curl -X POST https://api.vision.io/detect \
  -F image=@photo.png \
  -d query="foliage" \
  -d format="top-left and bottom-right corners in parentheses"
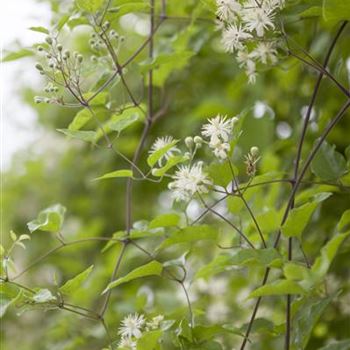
top-left (1, 0), bottom-right (350, 349)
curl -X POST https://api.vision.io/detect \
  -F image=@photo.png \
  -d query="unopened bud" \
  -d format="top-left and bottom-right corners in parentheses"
top-left (250, 146), bottom-right (259, 157)
top-left (37, 46), bottom-right (44, 52)
top-left (102, 21), bottom-right (110, 30)
top-left (34, 96), bottom-right (42, 104)
top-left (231, 117), bottom-right (239, 126)
top-left (35, 63), bottom-right (44, 71)
top-left (45, 36), bottom-right (53, 45)
top-left (57, 44), bottom-right (63, 51)
top-left (168, 182), bottom-right (176, 190)
top-left (151, 169), bottom-right (159, 176)
top-left (77, 54), bottom-right (83, 63)
top-left (194, 136), bottom-right (203, 145)
top-left (185, 137), bottom-right (193, 149)
top-left (63, 50), bottom-right (70, 58)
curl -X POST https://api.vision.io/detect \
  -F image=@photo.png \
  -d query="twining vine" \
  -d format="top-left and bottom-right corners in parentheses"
top-left (2, 1), bottom-right (350, 350)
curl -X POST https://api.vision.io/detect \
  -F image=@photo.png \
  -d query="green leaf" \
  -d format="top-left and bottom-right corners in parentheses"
top-left (68, 109), bottom-right (92, 131)
top-left (249, 280), bottom-right (306, 298)
top-left (282, 193), bottom-right (332, 238)
top-left (76, 0), bottom-right (105, 12)
top-left (2, 49), bottom-right (34, 62)
top-left (299, 6), bottom-right (322, 18)
top-left (108, 3), bottom-right (149, 17)
top-left (147, 140), bottom-right (179, 167)
top-left (196, 248), bottom-right (282, 279)
top-left (193, 325), bottom-right (243, 342)
top-left (323, 0), bottom-right (350, 23)
top-left (27, 204), bottom-right (66, 233)
top-left (208, 162), bottom-right (235, 188)
top-left (137, 330), bottom-right (162, 350)
top-left (319, 340), bottom-right (350, 350)
top-left (337, 209), bottom-right (350, 233)
top-left (102, 261), bottom-right (163, 293)
top-left (140, 51), bottom-right (194, 73)
top-left (59, 265), bottom-right (94, 295)
top-left (82, 92), bottom-right (108, 106)
top-left (151, 156), bottom-right (187, 177)
top-left (109, 108), bottom-right (140, 133)
top-left (311, 141), bottom-right (347, 181)
top-left (149, 213), bottom-right (180, 229)
top-left (311, 232), bottom-right (350, 279)
top-left (157, 225), bottom-right (218, 251)
top-left (292, 295), bottom-right (333, 349)
top-left (283, 262), bottom-right (311, 281)
top-left (33, 289), bottom-right (56, 303)
top-left (29, 26), bottom-right (49, 34)
top-left (57, 129), bottom-right (96, 143)
top-left (93, 169), bottom-right (133, 181)
top-left (0, 283), bottom-right (20, 318)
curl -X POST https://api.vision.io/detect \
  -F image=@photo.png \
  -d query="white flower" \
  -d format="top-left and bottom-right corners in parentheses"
top-left (168, 163), bottom-right (212, 202)
top-left (149, 136), bottom-right (180, 166)
top-left (264, 0), bottom-right (285, 11)
top-left (245, 60), bottom-right (257, 84)
top-left (216, 0), bottom-right (241, 21)
top-left (202, 115), bottom-right (233, 144)
top-left (236, 49), bottom-right (254, 68)
top-left (209, 140), bottom-right (231, 159)
top-left (251, 42), bottom-right (277, 64)
top-left (118, 313), bottom-right (145, 339)
top-left (118, 337), bottom-right (137, 350)
top-left (221, 24), bottom-right (252, 52)
top-left (242, 4), bottom-right (275, 37)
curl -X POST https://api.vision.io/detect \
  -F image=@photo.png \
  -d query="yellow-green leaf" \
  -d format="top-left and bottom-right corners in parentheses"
top-left (93, 169), bottom-right (133, 181)
top-left (102, 261), bottom-right (163, 293)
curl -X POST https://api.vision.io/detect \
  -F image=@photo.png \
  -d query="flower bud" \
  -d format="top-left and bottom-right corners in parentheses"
top-left (184, 152), bottom-right (192, 159)
top-left (63, 50), bottom-right (70, 58)
top-left (250, 146), bottom-right (259, 157)
top-left (168, 182), bottom-right (176, 190)
top-left (35, 63), bottom-right (44, 71)
top-left (45, 36), bottom-right (53, 45)
top-left (34, 96), bottom-right (42, 103)
top-left (77, 54), bottom-right (83, 63)
top-left (37, 46), bottom-right (44, 52)
top-left (57, 44), bottom-right (63, 51)
top-left (194, 136), bottom-right (203, 145)
top-left (231, 117), bottom-right (239, 126)
top-left (185, 137), bottom-right (193, 149)
top-left (151, 169), bottom-right (159, 176)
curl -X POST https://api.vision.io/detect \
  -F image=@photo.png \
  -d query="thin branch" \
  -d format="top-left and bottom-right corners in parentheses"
top-left (198, 194), bottom-right (256, 249)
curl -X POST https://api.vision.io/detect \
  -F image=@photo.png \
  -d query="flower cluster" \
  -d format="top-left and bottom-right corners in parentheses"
top-left (34, 35), bottom-right (85, 104)
top-left (117, 313), bottom-right (164, 349)
top-left (201, 115), bottom-right (237, 159)
top-left (216, 0), bottom-right (285, 83)
top-left (148, 114), bottom-right (260, 202)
